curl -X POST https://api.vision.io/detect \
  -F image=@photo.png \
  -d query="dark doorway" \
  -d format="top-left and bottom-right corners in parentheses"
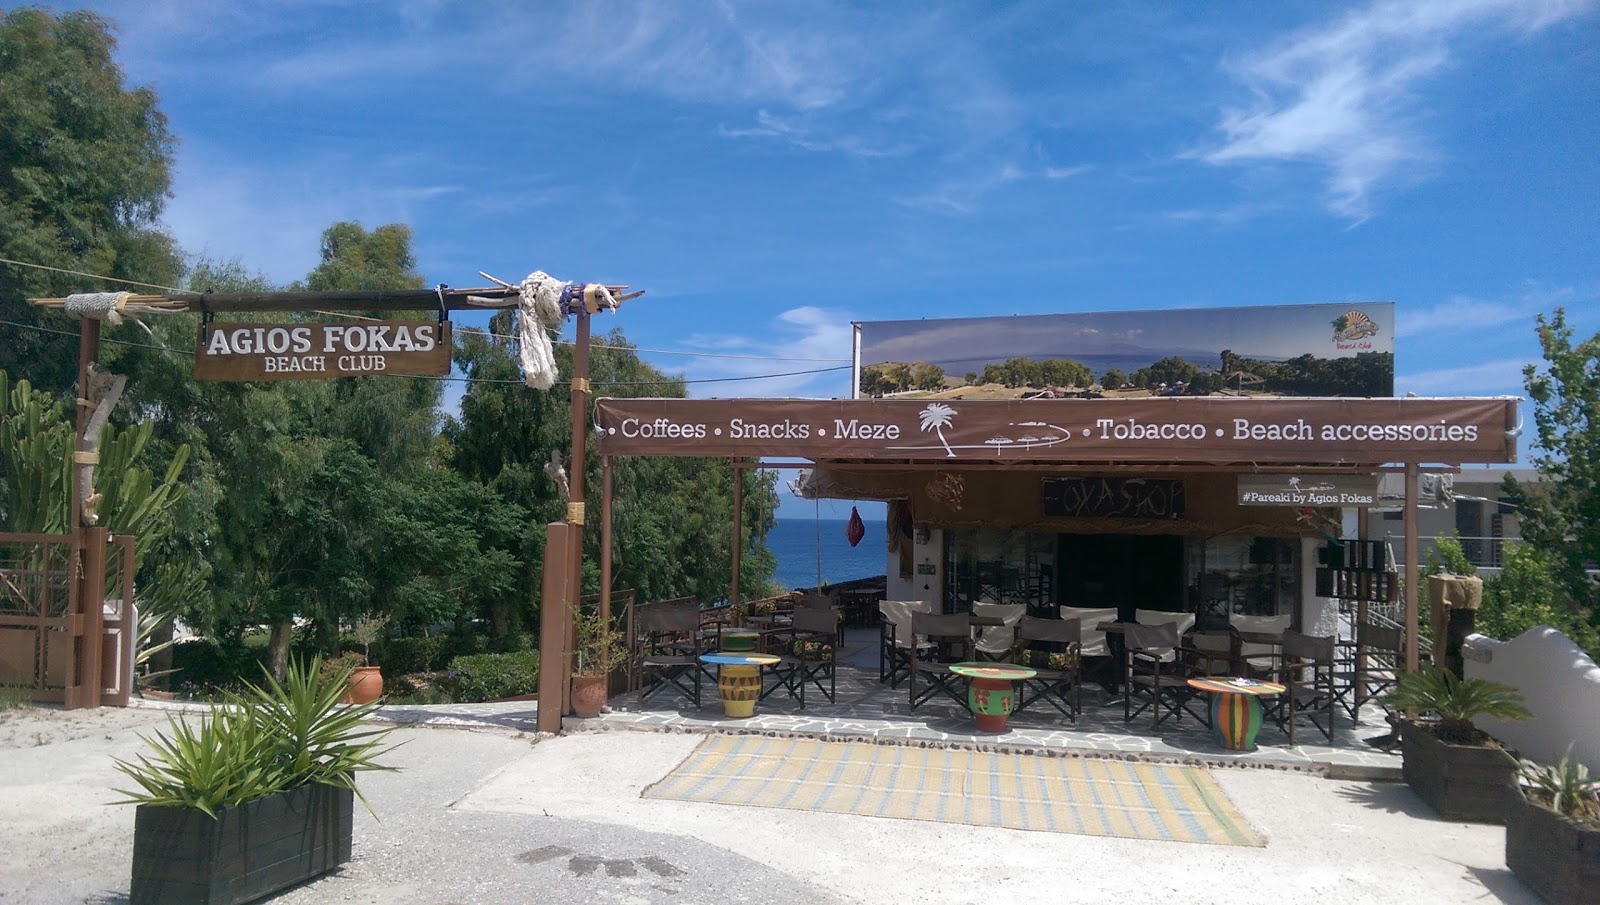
top-left (1055, 534), bottom-right (1183, 621)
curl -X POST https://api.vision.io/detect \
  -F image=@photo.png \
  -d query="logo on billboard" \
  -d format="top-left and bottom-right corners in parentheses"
top-left (1331, 310), bottom-right (1380, 342)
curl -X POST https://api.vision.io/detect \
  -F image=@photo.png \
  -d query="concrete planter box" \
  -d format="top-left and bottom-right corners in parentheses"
top-left (1506, 790), bottom-right (1600, 905)
top-left (131, 784), bottom-right (352, 905)
top-left (1401, 721), bottom-right (1516, 823)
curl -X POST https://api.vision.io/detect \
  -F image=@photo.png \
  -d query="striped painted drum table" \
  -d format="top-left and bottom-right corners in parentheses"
top-left (948, 662), bottom-right (1036, 733)
top-left (699, 653), bottom-right (780, 718)
top-left (1186, 676), bottom-right (1286, 752)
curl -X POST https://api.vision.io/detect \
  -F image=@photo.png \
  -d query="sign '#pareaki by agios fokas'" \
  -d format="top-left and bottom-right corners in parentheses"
top-left (193, 322), bottom-right (451, 381)
top-left (1237, 474), bottom-right (1379, 507)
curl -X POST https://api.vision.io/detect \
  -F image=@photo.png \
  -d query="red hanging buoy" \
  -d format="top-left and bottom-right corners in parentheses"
top-left (846, 506), bottom-right (865, 548)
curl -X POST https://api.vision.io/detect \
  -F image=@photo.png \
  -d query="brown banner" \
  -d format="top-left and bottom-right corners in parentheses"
top-left (595, 396), bottom-right (1517, 464)
top-left (193, 322), bottom-right (451, 381)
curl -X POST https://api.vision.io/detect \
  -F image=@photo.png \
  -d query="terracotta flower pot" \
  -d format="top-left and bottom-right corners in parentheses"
top-left (341, 666), bottom-right (383, 705)
top-left (571, 673), bottom-right (608, 718)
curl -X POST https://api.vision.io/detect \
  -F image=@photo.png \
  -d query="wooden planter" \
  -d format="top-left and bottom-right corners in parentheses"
top-left (1401, 721), bottom-right (1515, 824)
top-left (131, 784), bottom-right (353, 905)
top-left (1506, 790), bottom-right (1600, 905)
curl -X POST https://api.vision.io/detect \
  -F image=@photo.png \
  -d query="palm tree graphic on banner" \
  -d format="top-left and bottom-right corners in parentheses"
top-left (919, 403), bottom-right (957, 457)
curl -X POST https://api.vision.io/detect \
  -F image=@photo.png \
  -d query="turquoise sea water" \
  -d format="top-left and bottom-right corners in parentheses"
top-left (766, 517), bottom-right (885, 591)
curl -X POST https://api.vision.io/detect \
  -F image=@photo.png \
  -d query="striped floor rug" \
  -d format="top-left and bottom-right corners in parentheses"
top-left (642, 734), bottom-right (1264, 846)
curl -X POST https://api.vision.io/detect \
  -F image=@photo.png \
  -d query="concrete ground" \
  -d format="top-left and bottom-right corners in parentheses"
top-left (0, 703), bottom-right (1541, 905)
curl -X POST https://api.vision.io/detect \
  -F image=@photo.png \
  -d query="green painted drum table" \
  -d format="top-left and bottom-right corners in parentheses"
top-left (1186, 676), bottom-right (1286, 752)
top-left (948, 662), bottom-right (1036, 733)
top-left (699, 653), bottom-right (780, 718)
top-left (717, 629), bottom-right (760, 653)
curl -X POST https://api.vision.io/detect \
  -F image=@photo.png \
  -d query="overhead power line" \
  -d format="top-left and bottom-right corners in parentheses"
top-left (0, 318), bottom-right (849, 388)
top-left (1, 255), bottom-right (849, 363)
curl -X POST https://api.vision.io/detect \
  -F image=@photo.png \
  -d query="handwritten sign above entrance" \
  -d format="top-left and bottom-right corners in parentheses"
top-left (1043, 477), bottom-right (1185, 519)
top-left (1238, 474), bottom-right (1379, 507)
top-left (193, 322), bottom-right (451, 381)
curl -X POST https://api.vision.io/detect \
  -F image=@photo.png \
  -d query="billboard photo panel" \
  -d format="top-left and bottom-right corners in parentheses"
top-left (855, 302), bottom-right (1395, 400)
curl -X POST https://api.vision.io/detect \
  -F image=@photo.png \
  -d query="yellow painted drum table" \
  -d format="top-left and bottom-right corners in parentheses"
top-left (699, 653), bottom-right (779, 718)
top-left (1186, 676), bottom-right (1286, 751)
top-left (947, 662), bottom-right (1036, 733)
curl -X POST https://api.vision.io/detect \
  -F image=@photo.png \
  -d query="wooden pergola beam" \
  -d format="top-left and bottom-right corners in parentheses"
top-left (30, 285), bottom-right (641, 315)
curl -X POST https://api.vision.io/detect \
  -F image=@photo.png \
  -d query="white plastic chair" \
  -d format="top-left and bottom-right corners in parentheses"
top-left (878, 600), bottom-right (935, 686)
top-left (1134, 609), bottom-right (1196, 663)
top-left (971, 603), bottom-right (1026, 660)
top-left (1057, 606), bottom-right (1119, 658)
top-left (1232, 613), bottom-right (1291, 675)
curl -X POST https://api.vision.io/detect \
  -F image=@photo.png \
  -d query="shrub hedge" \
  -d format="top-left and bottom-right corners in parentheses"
top-left (442, 649), bottom-right (541, 703)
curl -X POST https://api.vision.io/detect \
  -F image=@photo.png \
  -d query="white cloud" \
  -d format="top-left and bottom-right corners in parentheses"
top-left (1396, 358), bottom-right (1528, 396)
top-left (1195, 0), bottom-right (1592, 221)
top-left (1395, 284), bottom-right (1577, 337)
top-left (663, 306), bottom-right (855, 399)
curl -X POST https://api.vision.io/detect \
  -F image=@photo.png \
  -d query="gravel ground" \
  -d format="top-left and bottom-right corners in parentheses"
top-left (0, 703), bottom-right (1541, 904)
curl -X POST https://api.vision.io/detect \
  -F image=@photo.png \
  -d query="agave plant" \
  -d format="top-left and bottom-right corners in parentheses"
top-left (115, 657), bottom-right (399, 818)
top-left (1385, 670), bottom-right (1532, 743)
top-left (1517, 748), bottom-right (1600, 826)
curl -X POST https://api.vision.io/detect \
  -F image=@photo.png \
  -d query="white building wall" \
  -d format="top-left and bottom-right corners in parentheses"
top-left (1464, 626), bottom-right (1600, 774)
top-left (885, 527), bottom-right (942, 606)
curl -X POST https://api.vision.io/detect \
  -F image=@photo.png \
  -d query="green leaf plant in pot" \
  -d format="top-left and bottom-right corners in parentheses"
top-left (114, 657), bottom-right (399, 905)
top-left (572, 609), bottom-right (628, 719)
top-left (1505, 747), bottom-right (1600, 905)
top-left (1385, 669), bottom-right (1532, 823)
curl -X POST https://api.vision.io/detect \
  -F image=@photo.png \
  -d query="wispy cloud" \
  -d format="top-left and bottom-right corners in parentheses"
top-left (1193, 0), bottom-right (1592, 221)
top-left (1395, 283), bottom-right (1577, 337)
top-left (1397, 358), bottom-right (1529, 396)
top-left (664, 306), bottom-right (855, 399)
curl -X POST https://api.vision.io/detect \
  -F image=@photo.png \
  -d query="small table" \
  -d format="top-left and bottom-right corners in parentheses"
top-left (699, 653), bottom-right (780, 718)
top-left (1186, 676), bottom-right (1286, 752)
top-left (948, 662), bottom-right (1037, 733)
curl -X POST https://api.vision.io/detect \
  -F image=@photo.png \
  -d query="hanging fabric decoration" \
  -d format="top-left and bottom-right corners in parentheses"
top-left (516, 271), bottom-right (620, 390)
top-left (927, 473), bottom-right (965, 511)
top-left (845, 506), bottom-right (866, 548)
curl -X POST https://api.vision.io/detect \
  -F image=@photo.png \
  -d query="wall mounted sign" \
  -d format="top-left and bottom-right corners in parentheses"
top-left (193, 322), bottom-right (451, 381)
top-left (1238, 474), bottom-right (1380, 507)
top-left (1042, 477), bottom-right (1185, 519)
top-left (594, 397), bottom-right (1518, 465)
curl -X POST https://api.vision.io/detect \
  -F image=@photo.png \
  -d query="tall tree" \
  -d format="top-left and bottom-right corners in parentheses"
top-left (1504, 307), bottom-right (1600, 629)
top-left (0, 9), bottom-right (180, 391)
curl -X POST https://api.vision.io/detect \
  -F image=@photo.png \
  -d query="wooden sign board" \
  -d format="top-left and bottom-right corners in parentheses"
top-left (193, 322), bottom-right (451, 381)
top-left (1238, 474), bottom-right (1378, 507)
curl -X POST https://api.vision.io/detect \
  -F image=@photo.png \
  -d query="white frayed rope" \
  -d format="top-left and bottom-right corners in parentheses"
top-left (63, 291), bottom-right (130, 325)
top-left (518, 271), bottom-right (566, 390)
top-left (515, 271), bottom-right (620, 390)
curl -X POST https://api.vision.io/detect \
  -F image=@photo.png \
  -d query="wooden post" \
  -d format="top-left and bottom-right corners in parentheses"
top-left (1403, 462), bottom-right (1420, 674)
top-left (537, 522), bottom-right (574, 734)
top-left (600, 456), bottom-right (613, 625)
top-left (564, 312), bottom-right (592, 717)
top-left (730, 458), bottom-right (743, 612)
top-left (1356, 505), bottom-right (1370, 710)
top-left (68, 320), bottom-right (104, 710)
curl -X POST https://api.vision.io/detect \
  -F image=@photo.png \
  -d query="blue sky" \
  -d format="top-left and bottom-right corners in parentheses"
top-left (73, 0), bottom-right (1600, 519)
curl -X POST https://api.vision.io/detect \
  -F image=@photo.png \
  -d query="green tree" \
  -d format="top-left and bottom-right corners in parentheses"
top-left (0, 9), bottom-right (181, 392)
top-left (1101, 368), bottom-right (1126, 388)
top-left (910, 361), bottom-right (945, 392)
top-left (1505, 307), bottom-right (1600, 633)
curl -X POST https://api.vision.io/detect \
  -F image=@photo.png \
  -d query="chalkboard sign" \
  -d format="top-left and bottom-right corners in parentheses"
top-left (1041, 477), bottom-right (1185, 519)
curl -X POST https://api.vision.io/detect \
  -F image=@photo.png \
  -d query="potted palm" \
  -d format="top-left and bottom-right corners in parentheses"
top-left (1386, 670), bottom-right (1532, 823)
top-left (1506, 749), bottom-right (1600, 905)
top-left (572, 609), bottom-right (627, 719)
top-left (115, 657), bottom-right (397, 905)
top-left (343, 613), bottom-right (388, 704)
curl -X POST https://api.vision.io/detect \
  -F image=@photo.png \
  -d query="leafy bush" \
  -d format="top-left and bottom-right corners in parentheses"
top-left (169, 639), bottom-right (264, 695)
top-left (1386, 670), bottom-right (1532, 743)
top-left (114, 657), bottom-right (398, 817)
top-left (443, 650), bottom-right (541, 703)
top-left (376, 635), bottom-right (445, 675)
top-left (318, 651), bottom-right (365, 687)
